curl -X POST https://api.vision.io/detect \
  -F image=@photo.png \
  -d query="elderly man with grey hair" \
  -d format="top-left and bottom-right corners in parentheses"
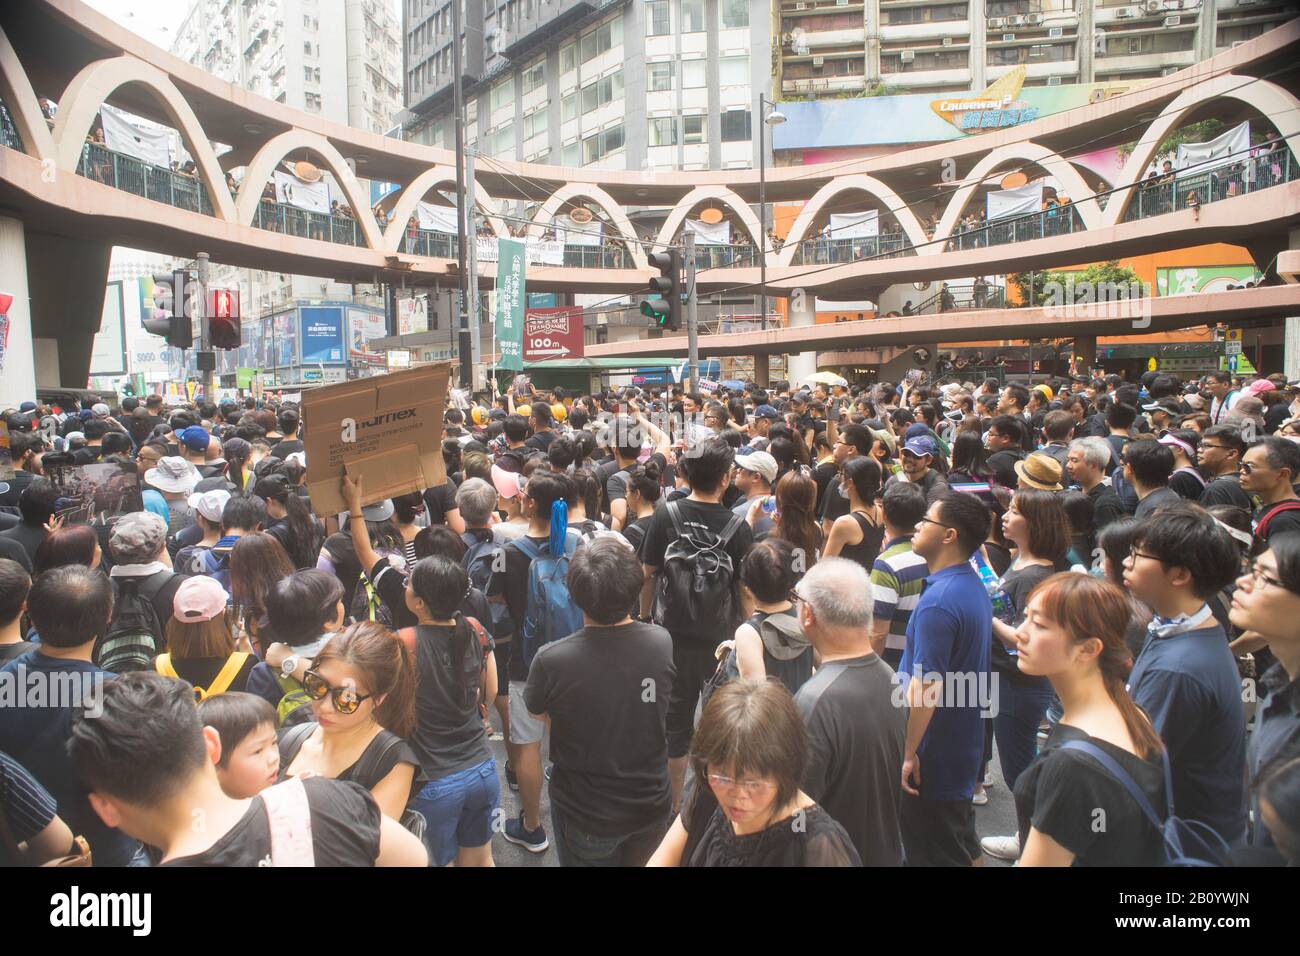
top-left (107, 511), bottom-right (187, 628)
top-left (793, 557), bottom-right (907, 866)
top-left (1065, 436), bottom-right (1125, 537)
top-left (456, 477), bottom-right (500, 532)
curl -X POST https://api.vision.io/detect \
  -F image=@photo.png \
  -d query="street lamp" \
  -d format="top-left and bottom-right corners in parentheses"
top-left (758, 94), bottom-right (785, 331)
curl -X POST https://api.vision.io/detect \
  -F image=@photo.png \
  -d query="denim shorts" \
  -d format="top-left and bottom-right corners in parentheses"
top-left (414, 757), bottom-right (500, 866)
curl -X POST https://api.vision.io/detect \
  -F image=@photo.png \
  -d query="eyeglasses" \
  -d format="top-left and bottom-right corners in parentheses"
top-left (1243, 564), bottom-right (1286, 590)
top-left (1199, 443), bottom-right (1233, 453)
top-left (1128, 547), bottom-right (1163, 564)
top-left (917, 516), bottom-right (953, 531)
top-left (707, 773), bottom-right (774, 796)
top-left (303, 670), bottom-right (372, 715)
top-left (1239, 461), bottom-right (1263, 475)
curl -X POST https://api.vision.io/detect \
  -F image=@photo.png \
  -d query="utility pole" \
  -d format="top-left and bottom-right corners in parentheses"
top-left (466, 149), bottom-right (480, 391)
top-left (685, 231), bottom-right (699, 394)
top-left (451, 0), bottom-right (471, 387)
top-left (197, 251), bottom-right (212, 402)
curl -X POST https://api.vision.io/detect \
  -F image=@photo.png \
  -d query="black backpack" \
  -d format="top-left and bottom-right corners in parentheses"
top-left (97, 575), bottom-right (169, 674)
top-left (652, 502), bottom-right (745, 641)
top-left (460, 531), bottom-right (513, 639)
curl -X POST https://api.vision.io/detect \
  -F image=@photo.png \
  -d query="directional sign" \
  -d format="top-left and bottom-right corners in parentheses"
top-left (523, 307), bottom-right (584, 364)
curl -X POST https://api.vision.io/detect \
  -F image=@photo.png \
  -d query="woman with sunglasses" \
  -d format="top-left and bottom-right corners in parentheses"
top-left (1011, 573), bottom-right (1169, 866)
top-left (1228, 533), bottom-right (1300, 853)
top-left (647, 679), bottom-right (859, 867)
top-left (277, 621), bottom-right (420, 826)
top-left (822, 456), bottom-right (883, 573)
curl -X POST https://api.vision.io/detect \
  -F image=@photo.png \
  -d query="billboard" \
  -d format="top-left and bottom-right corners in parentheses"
top-left (523, 307), bottom-right (584, 363)
top-left (90, 281), bottom-right (127, 377)
top-left (300, 307), bottom-right (345, 365)
top-left (348, 309), bottom-right (387, 366)
top-left (1156, 266), bottom-right (1262, 297)
top-left (272, 312), bottom-right (297, 368)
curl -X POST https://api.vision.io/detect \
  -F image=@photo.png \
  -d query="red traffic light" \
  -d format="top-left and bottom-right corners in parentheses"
top-left (207, 288), bottom-right (239, 319)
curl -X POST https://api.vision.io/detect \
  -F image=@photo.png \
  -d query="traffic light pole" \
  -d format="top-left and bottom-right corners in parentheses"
top-left (685, 232), bottom-right (698, 395)
top-left (197, 252), bottom-right (212, 403)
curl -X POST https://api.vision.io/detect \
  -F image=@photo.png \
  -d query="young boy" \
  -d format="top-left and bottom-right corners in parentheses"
top-left (197, 693), bottom-right (281, 799)
top-left (1122, 507), bottom-right (1247, 845)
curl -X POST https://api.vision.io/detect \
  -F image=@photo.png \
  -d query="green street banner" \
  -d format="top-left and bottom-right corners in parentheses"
top-left (236, 367), bottom-right (258, 389)
top-left (495, 238), bottom-right (526, 371)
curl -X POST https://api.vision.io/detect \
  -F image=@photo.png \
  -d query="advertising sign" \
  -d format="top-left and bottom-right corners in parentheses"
top-left (523, 307), bottom-right (584, 363)
top-left (495, 239), bottom-right (526, 371)
top-left (90, 281), bottom-right (128, 377)
top-left (300, 307), bottom-right (345, 364)
top-left (348, 309), bottom-right (388, 366)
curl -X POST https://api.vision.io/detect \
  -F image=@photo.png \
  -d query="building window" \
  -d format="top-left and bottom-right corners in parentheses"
top-left (646, 0), bottom-right (670, 37)
top-left (681, 0), bottom-right (704, 33)
top-left (720, 0), bottom-right (749, 30)
top-left (492, 122), bottom-right (515, 157)
top-left (561, 90), bottom-right (578, 122)
top-left (580, 70), bottom-right (623, 113)
top-left (579, 17), bottom-right (622, 63)
top-left (524, 107), bottom-right (548, 140)
top-left (720, 108), bottom-right (750, 142)
top-left (560, 42), bottom-right (576, 74)
top-left (563, 140), bottom-right (580, 166)
top-left (648, 116), bottom-right (676, 146)
top-left (719, 55), bottom-right (749, 86)
top-left (647, 61), bottom-right (674, 92)
top-left (683, 114), bottom-right (706, 144)
top-left (682, 58), bottom-right (706, 89)
top-left (581, 123), bottom-right (624, 164)
top-left (522, 59), bottom-right (546, 94)
top-left (491, 77), bottom-right (514, 112)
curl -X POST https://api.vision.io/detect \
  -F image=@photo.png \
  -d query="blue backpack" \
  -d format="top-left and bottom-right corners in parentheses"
top-left (513, 530), bottom-right (585, 670)
top-left (461, 531), bottom-right (513, 639)
top-left (1058, 740), bottom-right (1232, 867)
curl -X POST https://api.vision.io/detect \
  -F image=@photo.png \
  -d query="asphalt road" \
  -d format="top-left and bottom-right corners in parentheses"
top-left (484, 721), bottom-right (1021, 868)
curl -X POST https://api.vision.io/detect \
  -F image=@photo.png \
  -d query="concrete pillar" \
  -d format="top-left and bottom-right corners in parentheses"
top-left (0, 217), bottom-right (36, 408)
top-left (1285, 317), bottom-right (1300, 383)
top-left (753, 352), bottom-right (770, 387)
top-left (1072, 334), bottom-right (1098, 374)
top-left (786, 300), bottom-right (816, 386)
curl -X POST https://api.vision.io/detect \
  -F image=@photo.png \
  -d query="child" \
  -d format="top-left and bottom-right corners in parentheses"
top-left (197, 692), bottom-right (281, 799)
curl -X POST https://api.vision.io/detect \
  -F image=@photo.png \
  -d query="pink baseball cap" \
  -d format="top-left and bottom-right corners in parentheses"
top-left (1246, 379), bottom-right (1275, 397)
top-left (173, 575), bottom-right (229, 624)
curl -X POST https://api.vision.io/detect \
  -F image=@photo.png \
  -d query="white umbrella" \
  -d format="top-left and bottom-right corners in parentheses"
top-left (803, 371), bottom-right (848, 388)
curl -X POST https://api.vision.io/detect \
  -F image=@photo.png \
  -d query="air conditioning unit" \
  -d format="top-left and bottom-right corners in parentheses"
top-left (1007, 15), bottom-right (1024, 26)
top-left (1026, 13), bottom-right (1042, 24)
top-left (1003, 33), bottom-right (1016, 42)
top-left (1164, 14), bottom-right (1180, 25)
top-left (813, 55), bottom-right (825, 67)
top-left (1116, 6), bottom-right (1134, 17)
top-left (1048, 26), bottom-right (1063, 38)
top-left (795, 1), bottom-right (806, 8)
top-left (1164, 0), bottom-right (1182, 8)
top-left (836, 0), bottom-right (849, 6)
top-left (900, 49), bottom-right (915, 62)
top-left (1145, 0), bottom-right (1162, 12)
top-left (942, 36), bottom-right (954, 46)
top-left (989, 17), bottom-right (1004, 28)
top-left (1047, 75), bottom-right (1062, 86)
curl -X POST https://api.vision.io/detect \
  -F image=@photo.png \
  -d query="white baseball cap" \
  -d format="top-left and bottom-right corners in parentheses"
top-left (188, 489), bottom-right (232, 523)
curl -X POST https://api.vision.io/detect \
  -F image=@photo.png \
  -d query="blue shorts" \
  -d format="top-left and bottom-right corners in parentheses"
top-left (414, 758), bottom-right (500, 866)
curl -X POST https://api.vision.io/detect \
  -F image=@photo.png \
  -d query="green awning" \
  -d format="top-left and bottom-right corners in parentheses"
top-left (511, 357), bottom-right (683, 371)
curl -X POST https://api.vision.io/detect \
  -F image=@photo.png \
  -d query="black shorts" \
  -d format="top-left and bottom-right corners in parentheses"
top-left (666, 636), bottom-right (720, 759)
top-left (492, 640), bottom-right (511, 698)
top-left (900, 792), bottom-right (980, 867)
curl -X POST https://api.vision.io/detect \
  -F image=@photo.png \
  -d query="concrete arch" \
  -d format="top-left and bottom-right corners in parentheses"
top-left (656, 186), bottom-right (764, 259)
top-left (777, 174), bottom-right (929, 267)
top-left (382, 166), bottom-right (507, 254)
top-left (934, 142), bottom-right (1103, 253)
top-left (51, 56), bottom-right (235, 221)
top-left (526, 181), bottom-right (647, 269)
top-left (1102, 72), bottom-right (1300, 227)
top-left (0, 27), bottom-right (56, 162)
top-left (238, 130), bottom-right (382, 249)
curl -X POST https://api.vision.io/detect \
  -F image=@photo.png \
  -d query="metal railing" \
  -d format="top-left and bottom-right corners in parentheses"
top-left (910, 283), bottom-right (1007, 316)
top-left (0, 100), bottom-right (22, 152)
top-left (793, 234), bottom-right (914, 265)
top-left (564, 244), bottom-right (634, 268)
top-left (692, 244), bottom-right (760, 269)
top-left (1121, 148), bottom-right (1297, 222)
top-left (253, 198), bottom-right (364, 246)
top-left (75, 142), bottom-right (214, 215)
top-left (401, 228), bottom-right (457, 258)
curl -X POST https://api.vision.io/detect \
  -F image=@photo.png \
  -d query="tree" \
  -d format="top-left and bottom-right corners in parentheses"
top-left (1008, 260), bottom-right (1142, 307)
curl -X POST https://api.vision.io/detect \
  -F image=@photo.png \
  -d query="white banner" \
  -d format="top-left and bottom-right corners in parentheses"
top-left (1175, 120), bottom-right (1250, 173)
top-left (686, 219), bottom-right (731, 245)
top-left (828, 210), bottom-right (879, 239)
top-left (416, 201), bottom-right (460, 233)
top-left (554, 215), bottom-right (603, 246)
top-left (986, 182), bottom-right (1043, 221)
top-left (476, 236), bottom-right (564, 266)
top-left (274, 169), bottom-right (331, 214)
top-left (100, 104), bottom-right (173, 168)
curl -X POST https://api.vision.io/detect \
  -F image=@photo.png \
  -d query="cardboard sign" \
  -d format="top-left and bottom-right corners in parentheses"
top-left (301, 363), bottom-right (451, 516)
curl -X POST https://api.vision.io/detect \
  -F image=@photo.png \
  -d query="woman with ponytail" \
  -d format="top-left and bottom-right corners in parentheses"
top-left (277, 621), bottom-right (420, 824)
top-left (220, 437), bottom-right (252, 494)
top-left (1007, 573), bottom-right (1168, 866)
top-left (405, 555), bottom-right (499, 867)
top-left (252, 470), bottom-right (322, 570)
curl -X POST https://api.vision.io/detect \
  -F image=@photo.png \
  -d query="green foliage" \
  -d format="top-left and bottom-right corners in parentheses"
top-left (1008, 260), bottom-right (1143, 307)
top-left (1117, 119), bottom-right (1226, 164)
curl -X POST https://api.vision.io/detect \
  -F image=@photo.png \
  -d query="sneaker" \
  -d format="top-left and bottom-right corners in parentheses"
top-left (982, 771), bottom-right (994, 788)
top-left (981, 834), bottom-right (1022, 861)
top-left (503, 812), bottom-right (549, 853)
top-left (971, 788), bottom-right (988, 807)
top-left (545, 763), bottom-right (553, 781)
top-left (505, 762), bottom-right (519, 792)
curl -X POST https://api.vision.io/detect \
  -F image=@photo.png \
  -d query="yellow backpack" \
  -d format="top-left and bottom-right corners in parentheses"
top-left (156, 652), bottom-right (251, 702)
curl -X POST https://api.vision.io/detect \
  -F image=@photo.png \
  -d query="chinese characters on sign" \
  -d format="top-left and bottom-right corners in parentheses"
top-left (495, 238), bottom-right (526, 372)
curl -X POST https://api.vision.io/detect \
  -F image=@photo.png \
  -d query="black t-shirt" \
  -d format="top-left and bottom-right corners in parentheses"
top-left (71, 446), bottom-right (103, 466)
top-left (278, 725), bottom-right (421, 800)
top-left (1264, 402), bottom-right (1290, 435)
top-left (812, 460), bottom-right (838, 514)
top-left (270, 438), bottom-right (305, 459)
top-left (408, 622), bottom-right (491, 781)
top-left (524, 622), bottom-right (674, 835)
top-left (1255, 499), bottom-right (1300, 544)
top-left (622, 514), bottom-right (653, 553)
top-left (986, 448), bottom-right (1025, 488)
top-left (638, 499), bottom-right (754, 576)
top-left (161, 776), bottom-right (383, 867)
top-left (524, 430), bottom-right (556, 454)
top-left (1014, 723), bottom-right (1167, 866)
top-left (422, 482), bottom-right (459, 524)
top-left (1086, 483), bottom-right (1126, 535)
top-left (165, 654), bottom-right (257, 696)
top-left (684, 801), bottom-right (860, 867)
top-left (819, 476), bottom-right (851, 524)
top-left (0, 535), bottom-right (32, 573)
top-left (605, 452), bottom-right (667, 506)
top-left (0, 470), bottom-right (35, 508)
top-left (794, 653), bottom-right (906, 866)
top-left (997, 563), bottom-right (1059, 687)
top-left (1169, 468), bottom-right (1206, 500)
top-left (1199, 474), bottom-right (1251, 511)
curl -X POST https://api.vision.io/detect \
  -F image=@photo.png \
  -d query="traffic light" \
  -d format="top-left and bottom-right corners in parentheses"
top-left (643, 248), bottom-right (682, 332)
top-left (208, 287), bottom-right (241, 350)
top-left (142, 270), bottom-right (193, 350)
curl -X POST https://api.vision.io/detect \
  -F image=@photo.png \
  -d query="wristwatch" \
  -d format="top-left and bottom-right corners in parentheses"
top-left (280, 654), bottom-right (300, 678)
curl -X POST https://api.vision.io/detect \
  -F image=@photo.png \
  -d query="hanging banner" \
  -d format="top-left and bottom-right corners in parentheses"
top-left (273, 169), bottom-right (331, 214)
top-left (686, 219), bottom-right (731, 245)
top-left (416, 201), bottom-right (460, 233)
top-left (494, 239), bottom-right (526, 372)
top-left (828, 210), bottom-right (879, 239)
top-left (986, 182), bottom-right (1043, 221)
top-left (554, 215), bottom-right (603, 246)
top-left (100, 104), bottom-right (173, 168)
top-left (476, 237), bottom-right (564, 266)
top-left (1175, 120), bottom-right (1250, 173)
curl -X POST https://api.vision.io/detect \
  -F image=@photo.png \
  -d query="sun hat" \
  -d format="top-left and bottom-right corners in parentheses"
top-left (145, 456), bottom-right (201, 494)
top-left (1013, 452), bottom-right (1064, 491)
top-left (173, 575), bottom-right (229, 624)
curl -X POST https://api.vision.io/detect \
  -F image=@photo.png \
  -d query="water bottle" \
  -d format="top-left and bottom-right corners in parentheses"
top-left (760, 495), bottom-right (777, 516)
top-left (972, 553), bottom-right (1016, 625)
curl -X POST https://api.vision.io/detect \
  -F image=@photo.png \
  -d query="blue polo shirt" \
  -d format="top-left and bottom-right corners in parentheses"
top-left (898, 562), bottom-right (992, 801)
top-left (1127, 621), bottom-right (1247, 845)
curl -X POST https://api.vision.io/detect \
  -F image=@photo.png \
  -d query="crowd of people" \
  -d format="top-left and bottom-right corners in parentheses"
top-left (1, 365), bottom-right (1298, 868)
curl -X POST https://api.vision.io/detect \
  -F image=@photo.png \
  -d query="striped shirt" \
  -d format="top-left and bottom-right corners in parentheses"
top-left (1, 749), bottom-right (57, 846)
top-left (870, 537), bottom-right (930, 652)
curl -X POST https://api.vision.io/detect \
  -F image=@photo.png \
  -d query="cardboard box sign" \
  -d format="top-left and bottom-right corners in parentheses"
top-left (302, 363), bottom-right (451, 516)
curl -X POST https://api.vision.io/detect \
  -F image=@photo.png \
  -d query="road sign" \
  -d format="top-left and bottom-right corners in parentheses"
top-left (523, 307), bottom-right (584, 364)
top-left (1224, 341), bottom-right (1242, 355)
top-left (1228, 353), bottom-right (1239, 372)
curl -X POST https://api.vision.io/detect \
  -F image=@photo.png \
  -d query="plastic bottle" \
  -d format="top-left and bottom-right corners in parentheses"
top-left (761, 495), bottom-right (778, 515)
top-left (971, 552), bottom-right (1016, 624)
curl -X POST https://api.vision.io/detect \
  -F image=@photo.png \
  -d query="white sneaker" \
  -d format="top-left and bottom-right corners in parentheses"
top-left (971, 788), bottom-right (988, 807)
top-left (981, 834), bottom-right (1022, 861)
top-left (982, 771), bottom-right (994, 787)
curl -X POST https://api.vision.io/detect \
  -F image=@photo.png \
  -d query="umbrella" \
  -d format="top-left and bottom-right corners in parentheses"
top-left (803, 372), bottom-right (848, 388)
